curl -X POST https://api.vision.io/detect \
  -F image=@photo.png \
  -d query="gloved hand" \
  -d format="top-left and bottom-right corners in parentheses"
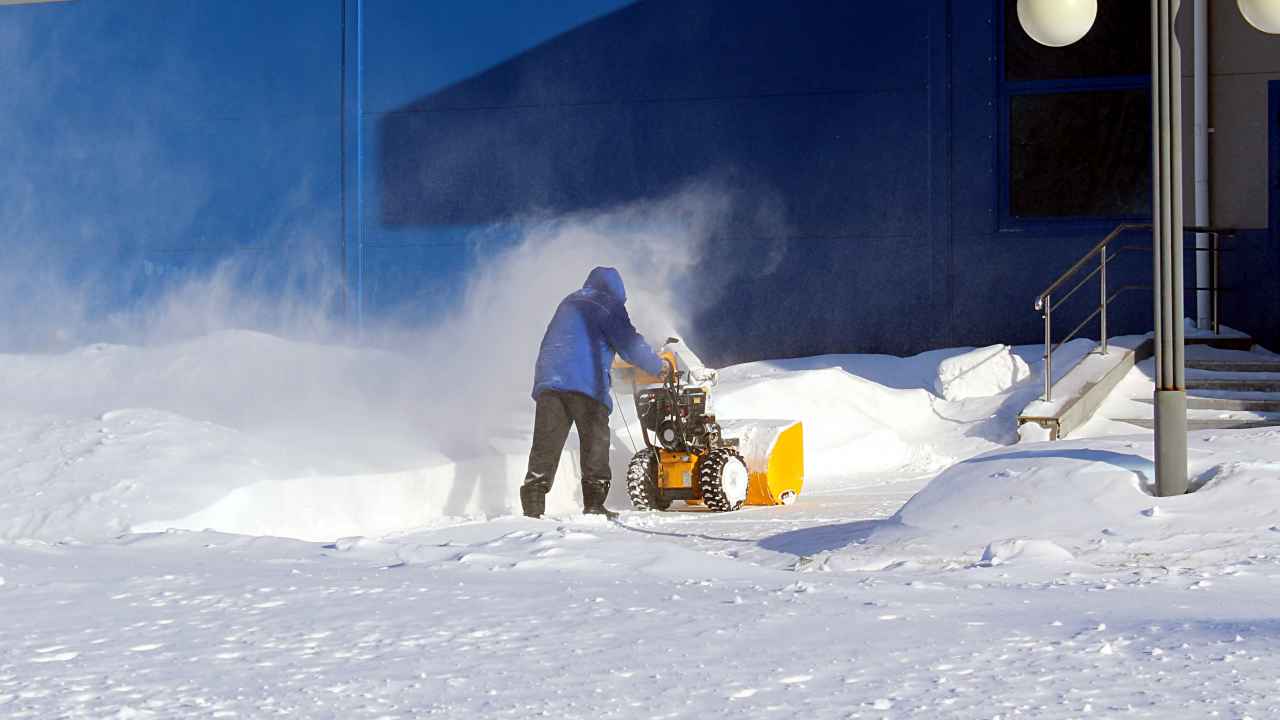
top-left (662, 357), bottom-right (678, 382)
top-left (688, 367), bottom-right (719, 386)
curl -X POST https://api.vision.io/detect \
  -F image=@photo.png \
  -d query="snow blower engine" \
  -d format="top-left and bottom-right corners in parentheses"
top-left (614, 340), bottom-right (804, 512)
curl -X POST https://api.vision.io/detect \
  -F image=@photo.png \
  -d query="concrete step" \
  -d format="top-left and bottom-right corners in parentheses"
top-left (1136, 396), bottom-right (1280, 411)
top-left (1186, 359), bottom-right (1280, 373)
top-left (1115, 418), bottom-right (1280, 431)
top-left (1185, 335), bottom-right (1255, 352)
top-left (1185, 377), bottom-right (1280, 393)
top-left (1191, 397), bottom-right (1280, 412)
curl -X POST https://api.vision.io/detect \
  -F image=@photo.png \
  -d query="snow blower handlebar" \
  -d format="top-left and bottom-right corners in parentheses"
top-left (613, 352), bottom-right (679, 453)
top-left (612, 351), bottom-right (677, 386)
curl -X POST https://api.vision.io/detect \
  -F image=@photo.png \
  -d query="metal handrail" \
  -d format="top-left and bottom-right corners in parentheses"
top-left (1035, 223), bottom-right (1235, 402)
top-left (1035, 224), bottom-right (1150, 311)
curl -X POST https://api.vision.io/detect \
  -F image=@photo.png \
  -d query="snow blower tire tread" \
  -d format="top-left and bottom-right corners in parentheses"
top-left (698, 448), bottom-right (748, 512)
top-left (626, 449), bottom-right (670, 511)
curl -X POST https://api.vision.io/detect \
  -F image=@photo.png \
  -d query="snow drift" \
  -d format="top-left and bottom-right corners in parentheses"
top-left (933, 344), bottom-right (1031, 401)
top-left (0, 329), bottom-right (1052, 542)
top-left (824, 428), bottom-right (1280, 573)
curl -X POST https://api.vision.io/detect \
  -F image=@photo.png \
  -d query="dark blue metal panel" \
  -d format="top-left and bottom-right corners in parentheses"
top-left (343, 0), bottom-right (365, 326)
top-left (356, 0), bottom-right (647, 328)
top-left (0, 0), bottom-right (344, 346)
top-left (361, 0), bottom-right (636, 114)
top-left (15, 0), bottom-right (1242, 358)
top-left (928, 0), bottom-right (954, 349)
top-left (932, 0), bottom-right (1164, 350)
top-left (364, 0), bottom-right (940, 359)
top-left (1272, 81), bottom-right (1280, 237)
top-left (948, 0), bottom-right (999, 240)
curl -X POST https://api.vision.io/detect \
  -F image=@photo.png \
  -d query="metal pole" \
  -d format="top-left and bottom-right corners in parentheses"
top-left (1153, 0), bottom-right (1189, 497)
top-left (1194, 0), bottom-right (1211, 330)
top-left (1043, 295), bottom-right (1053, 402)
top-left (1100, 250), bottom-right (1109, 355)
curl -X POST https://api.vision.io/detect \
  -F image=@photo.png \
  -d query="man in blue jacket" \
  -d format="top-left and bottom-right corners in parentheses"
top-left (522, 266), bottom-right (668, 518)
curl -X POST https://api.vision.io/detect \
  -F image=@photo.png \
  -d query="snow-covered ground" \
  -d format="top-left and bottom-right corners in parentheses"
top-left (3, 331), bottom-right (1278, 718)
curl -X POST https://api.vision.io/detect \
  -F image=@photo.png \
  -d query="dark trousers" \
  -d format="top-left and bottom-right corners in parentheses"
top-left (523, 390), bottom-right (612, 494)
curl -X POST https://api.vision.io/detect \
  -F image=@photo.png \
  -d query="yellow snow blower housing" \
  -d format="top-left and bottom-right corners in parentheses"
top-left (613, 343), bottom-right (804, 512)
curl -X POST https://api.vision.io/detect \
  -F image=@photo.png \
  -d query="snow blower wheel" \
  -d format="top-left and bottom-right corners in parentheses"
top-left (614, 339), bottom-right (805, 512)
top-left (698, 448), bottom-right (749, 512)
top-left (626, 448), bottom-right (671, 511)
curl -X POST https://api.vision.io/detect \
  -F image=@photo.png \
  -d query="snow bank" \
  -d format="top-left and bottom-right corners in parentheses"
top-left (933, 344), bottom-right (1031, 401)
top-left (0, 327), bottom-right (634, 542)
top-left (0, 409), bottom-right (283, 541)
top-left (828, 429), bottom-right (1280, 571)
top-left (131, 454), bottom-right (593, 542)
top-left (710, 368), bottom-right (946, 481)
top-left (0, 330), bottom-right (1050, 542)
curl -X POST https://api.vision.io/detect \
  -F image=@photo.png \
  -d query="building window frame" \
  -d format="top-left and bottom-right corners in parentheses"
top-left (995, 0), bottom-right (1152, 232)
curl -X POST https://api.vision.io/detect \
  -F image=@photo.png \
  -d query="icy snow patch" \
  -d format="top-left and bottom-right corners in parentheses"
top-left (933, 344), bottom-right (1030, 401)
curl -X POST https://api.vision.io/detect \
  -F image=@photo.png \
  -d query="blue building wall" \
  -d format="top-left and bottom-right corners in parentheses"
top-left (1, 1), bottom-right (1274, 361)
top-left (0, 1), bottom-right (343, 319)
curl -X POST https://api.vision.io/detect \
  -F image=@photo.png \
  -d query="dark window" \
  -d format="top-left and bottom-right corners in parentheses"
top-left (1005, 0), bottom-right (1150, 82)
top-left (1002, 0), bottom-right (1151, 221)
top-left (1010, 90), bottom-right (1152, 217)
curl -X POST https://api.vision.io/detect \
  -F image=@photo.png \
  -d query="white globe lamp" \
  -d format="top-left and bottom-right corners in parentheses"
top-left (1239, 0), bottom-right (1280, 34)
top-left (1017, 0), bottom-right (1099, 47)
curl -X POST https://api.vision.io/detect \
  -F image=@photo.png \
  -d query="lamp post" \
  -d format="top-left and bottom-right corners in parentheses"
top-left (1150, 0), bottom-right (1189, 497)
top-left (1017, 0), bottom-right (1280, 496)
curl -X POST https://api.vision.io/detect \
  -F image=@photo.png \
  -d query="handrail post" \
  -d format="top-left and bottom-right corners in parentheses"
top-left (1043, 295), bottom-right (1053, 402)
top-left (1099, 250), bottom-right (1109, 355)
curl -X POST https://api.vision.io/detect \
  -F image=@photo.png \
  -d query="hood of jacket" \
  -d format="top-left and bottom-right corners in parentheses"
top-left (582, 266), bottom-right (626, 302)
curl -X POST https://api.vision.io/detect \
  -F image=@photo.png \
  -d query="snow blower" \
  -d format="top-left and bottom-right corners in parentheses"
top-left (614, 340), bottom-right (804, 512)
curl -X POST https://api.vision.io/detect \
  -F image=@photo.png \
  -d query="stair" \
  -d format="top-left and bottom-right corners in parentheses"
top-left (1187, 359), bottom-right (1280, 373)
top-left (1105, 341), bottom-right (1280, 433)
top-left (1184, 377), bottom-right (1280, 393)
top-left (1113, 417), bottom-right (1280, 431)
top-left (1138, 396), bottom-right (1280, 412)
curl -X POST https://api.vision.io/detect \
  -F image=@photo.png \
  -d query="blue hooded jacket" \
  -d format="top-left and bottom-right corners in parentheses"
top-left (532, 267), bottom-right (666, 412)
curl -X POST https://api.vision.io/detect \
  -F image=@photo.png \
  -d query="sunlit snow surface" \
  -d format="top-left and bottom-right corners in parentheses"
top-left (2, 332), bottom-right (1278, 718)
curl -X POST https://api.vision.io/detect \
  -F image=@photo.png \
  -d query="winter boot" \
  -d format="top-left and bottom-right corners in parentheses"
top-left (520, 484), bottom-right (546, 519)
top-left (582, 482), bottom-right (618, 520)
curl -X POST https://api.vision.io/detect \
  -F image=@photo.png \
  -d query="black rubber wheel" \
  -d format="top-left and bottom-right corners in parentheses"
top-left (698, 448), bottom-right (749, 512)
top-left (626, 448), bottom-right (671, 511)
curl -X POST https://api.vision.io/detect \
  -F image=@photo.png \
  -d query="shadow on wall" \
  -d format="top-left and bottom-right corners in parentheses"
top-left (377, 0), bottom-right (943, 364)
